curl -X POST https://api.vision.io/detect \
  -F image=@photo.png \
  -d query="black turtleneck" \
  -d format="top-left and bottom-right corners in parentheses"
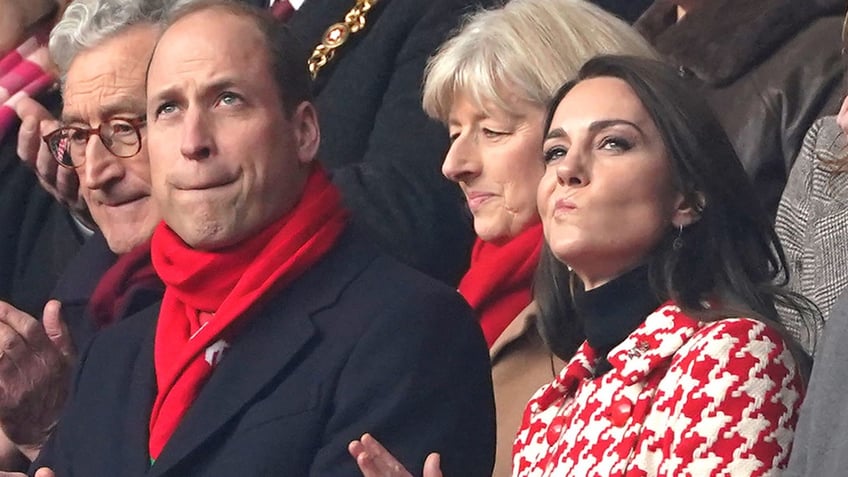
top-left (572, 266), bottom-right (661, 376)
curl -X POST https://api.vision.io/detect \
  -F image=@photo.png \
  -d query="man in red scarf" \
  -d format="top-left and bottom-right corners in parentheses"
top-left (27, 3), bottom-right (495, 476)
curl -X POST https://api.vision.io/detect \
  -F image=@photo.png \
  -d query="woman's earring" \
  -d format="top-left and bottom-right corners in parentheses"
top-left (672, 224), bottom-right (684, 251)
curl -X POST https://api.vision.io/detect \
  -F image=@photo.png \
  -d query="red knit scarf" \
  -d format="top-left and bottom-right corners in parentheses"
top-left (148, 166), bottom-right (347, 461)
top-left (458, 222), bottom-right (543, 348)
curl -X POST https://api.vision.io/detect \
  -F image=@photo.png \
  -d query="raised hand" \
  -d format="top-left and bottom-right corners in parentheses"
top-left (14, 96), bottom-right (90, 224)
top-left (0, 300), bottom-right (75, 461)
top-left (837, 94), bottom-right (848, 136)
top-left (349, 433), bottom-right (443, 477)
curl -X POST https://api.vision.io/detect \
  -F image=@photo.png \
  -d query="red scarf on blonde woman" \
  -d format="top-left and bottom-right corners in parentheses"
top-left (458, 222), bottom-right (543, 348)
top-left (147, 165), bottom-right (348, 461)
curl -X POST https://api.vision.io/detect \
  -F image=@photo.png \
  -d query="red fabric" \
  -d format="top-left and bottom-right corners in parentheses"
top-left (458, 222), bottom-right (542, 348)
top-left (513, 303), bottom-right (804, 476)
top-left (269, 0), bottom-right (295, 21)
top-left (148, 166), bottom-right (348, 460)
top-left (87, 239), bottom-right (161, 328)
top-left (0, 26), bottom-right (54, 142)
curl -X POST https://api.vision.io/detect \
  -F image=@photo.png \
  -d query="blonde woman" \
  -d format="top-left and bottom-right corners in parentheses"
top-left (350, 1), bottom-right (655, 475)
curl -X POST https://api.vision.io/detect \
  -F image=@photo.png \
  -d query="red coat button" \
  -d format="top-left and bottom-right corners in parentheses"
top-left (607, 399), bottom-right (633, 427)
top-left (546, 415), bottom-right (567, 446)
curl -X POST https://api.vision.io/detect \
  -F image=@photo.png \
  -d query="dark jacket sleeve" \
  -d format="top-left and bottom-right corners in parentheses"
top-left (309, 283), bottom-right (496, 477)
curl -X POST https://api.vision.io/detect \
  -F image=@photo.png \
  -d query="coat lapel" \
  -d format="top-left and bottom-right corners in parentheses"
top-left (147, 301), bottom-right (317, 477)
top-left (120, 304), bottom-right (160, 474)
top-left (146, 228), bottom-right (378, 477)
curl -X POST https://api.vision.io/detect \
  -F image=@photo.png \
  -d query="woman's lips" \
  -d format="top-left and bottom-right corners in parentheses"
top-left (552, 197), bottom-right (577, 216)
top-left (465, 191), bottom-right (495, 211)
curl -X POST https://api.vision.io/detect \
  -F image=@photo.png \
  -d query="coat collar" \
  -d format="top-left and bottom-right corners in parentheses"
top-left (635, 0), bottom-right (845, 86)
top-left (489, 301), bottom-right (538, 361)
top-left (535, 302), bottom-right (703, 410)
top-left (140, 226), bottom-right (379, 477)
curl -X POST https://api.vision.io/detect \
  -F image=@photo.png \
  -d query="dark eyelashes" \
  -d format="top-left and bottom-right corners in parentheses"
top-left (543, 145), bottom-right (567, 163)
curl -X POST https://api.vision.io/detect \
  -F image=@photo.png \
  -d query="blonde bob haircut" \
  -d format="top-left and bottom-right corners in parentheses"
top-left (423, 0), bottom-right (658, 122)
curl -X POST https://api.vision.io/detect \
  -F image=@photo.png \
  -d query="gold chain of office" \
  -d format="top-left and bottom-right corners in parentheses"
top-left (307, 0), bottom-right (380, 79)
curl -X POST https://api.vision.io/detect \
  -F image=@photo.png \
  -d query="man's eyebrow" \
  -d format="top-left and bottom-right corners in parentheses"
top-left (149, 77), bottom-right (242, 104)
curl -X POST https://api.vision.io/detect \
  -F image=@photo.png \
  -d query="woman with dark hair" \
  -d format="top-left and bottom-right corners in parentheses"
top-left (348, 54), bottom-right (814, 477)
top-left (514, 54), bottom-right (814, 476)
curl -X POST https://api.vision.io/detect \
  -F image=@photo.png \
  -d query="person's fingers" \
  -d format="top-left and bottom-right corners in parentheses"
top-left (354, 451), bottom-right (384, 477)
top-left (34, 468), bottom-right (56, 477)
top-left (0, 302), bottom-right (50, 349)
top-left (16, 114), bottom-right (42, 169)
top-left (360, 433), bottom-right (392, 458)
top-left (422, 453), bottom-right (443, 477)
top-left (15, 98), bottom-right (67, 201)
top-left (42, 300), bottom-right (75, 362)
top-left (838, 95), bottom-right (848, 135)
top-left (348, 439), bottom-right (366, 459)
top-left (359, 434), bottom-right (411, 476)
top-left (12, 96), bottom-right (53, 124)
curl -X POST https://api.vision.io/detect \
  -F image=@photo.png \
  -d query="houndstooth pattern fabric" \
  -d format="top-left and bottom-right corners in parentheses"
top-left (513, 303), bottom-right (803, 477)
top-left (775, 116), bottom-right (848, 356)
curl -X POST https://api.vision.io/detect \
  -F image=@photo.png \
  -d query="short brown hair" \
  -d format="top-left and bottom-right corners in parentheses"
top-left (159, 0), bottom-right (311, 115)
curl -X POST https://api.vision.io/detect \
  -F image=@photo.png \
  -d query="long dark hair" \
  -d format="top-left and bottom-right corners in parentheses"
top-left (533, 55), bottom-right (819, 371)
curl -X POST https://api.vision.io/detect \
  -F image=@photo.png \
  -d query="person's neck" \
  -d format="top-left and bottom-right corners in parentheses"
top-left (574, 260), bottom-right (644, 291)
top-left (677, 5), bottom-right (687, 20)
top-left (572, 265), bottom-right (660, 375)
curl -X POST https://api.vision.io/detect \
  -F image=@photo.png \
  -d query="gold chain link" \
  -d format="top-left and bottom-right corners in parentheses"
top-left (307, 0), bottom-right (380, 79)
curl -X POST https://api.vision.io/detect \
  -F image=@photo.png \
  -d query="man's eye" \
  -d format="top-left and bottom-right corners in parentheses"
top-left (156, 103), bottom-right (178, 117)
top-left (110, 122), bottom-right (134, 135)
top-left (219, 92), bottom-right (242, 106)
top-left (69, 130), bottom-right (88, 143)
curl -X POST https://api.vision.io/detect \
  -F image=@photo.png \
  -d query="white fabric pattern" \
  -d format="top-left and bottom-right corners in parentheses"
top-left (513, 303), bottom-right (802, 477)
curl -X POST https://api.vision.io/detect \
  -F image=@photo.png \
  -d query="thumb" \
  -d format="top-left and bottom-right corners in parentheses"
top-left (43, 300), bottom-right (75, 361)
top-left (34, 468), bottom-right (56, 477)
top-left (12, 96), bottom-right (52, 123)
top-left (423, 453), bottom-right (443, 477)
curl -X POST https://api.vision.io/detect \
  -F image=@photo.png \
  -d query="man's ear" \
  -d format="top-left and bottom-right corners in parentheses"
top-left (290, 101), bottom-right (320, 166)
top-left (671, 191), bottom-right (706, 228)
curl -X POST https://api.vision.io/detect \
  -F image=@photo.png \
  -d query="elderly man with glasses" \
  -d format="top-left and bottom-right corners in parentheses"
top-left (0, 0), bottom-right (168, 470)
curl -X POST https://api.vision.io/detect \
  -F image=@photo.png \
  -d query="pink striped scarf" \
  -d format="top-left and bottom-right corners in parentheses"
top-left (0, 28), bottom-right (56, 143)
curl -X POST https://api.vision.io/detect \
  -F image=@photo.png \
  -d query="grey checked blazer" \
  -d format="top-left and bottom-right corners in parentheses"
top-left (776, 116), bottom-right (848, 355)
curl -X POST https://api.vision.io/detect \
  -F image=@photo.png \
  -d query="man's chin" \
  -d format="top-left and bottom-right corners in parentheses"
top-left (100, 222), bottom-right (158, 254)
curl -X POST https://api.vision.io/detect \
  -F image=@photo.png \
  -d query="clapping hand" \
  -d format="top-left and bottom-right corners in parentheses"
top-left (349, 433), bottom-right (443, 477)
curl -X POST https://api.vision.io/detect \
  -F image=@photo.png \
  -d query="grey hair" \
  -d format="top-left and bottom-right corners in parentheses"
top-left (49, 0), bottom-right (175, 81)
top-left (422, 0), bottom-right (658, 122)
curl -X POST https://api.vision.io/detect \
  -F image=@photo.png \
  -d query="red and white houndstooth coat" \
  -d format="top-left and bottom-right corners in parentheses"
top-left (512, 302), bottom-right (803, 477)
